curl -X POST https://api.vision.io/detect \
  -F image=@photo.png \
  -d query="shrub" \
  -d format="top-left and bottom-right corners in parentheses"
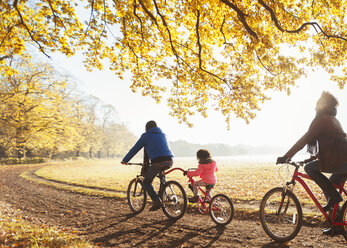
top-left (0, 157), bottom-right (46, 165)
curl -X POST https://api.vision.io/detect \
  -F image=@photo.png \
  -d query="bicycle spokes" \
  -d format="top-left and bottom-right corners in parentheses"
top-left (160, 181), bottom-right (187, 220)
top-left (127, 178), bottom-right (147, 214)
top-left (260, 187), bottom-right (302, 242)
top-left (209, 194), bottom-right (234, 225)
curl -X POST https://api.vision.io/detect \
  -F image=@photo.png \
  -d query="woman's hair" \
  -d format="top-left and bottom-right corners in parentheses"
top-left (196, 149), bottom-right (213, 163)
top-left (308, 91), bottom-right (339, 155)
top-left (145, 120), bottom-right (157, 131)
top-left (316, 91), bottom-right (338, 116)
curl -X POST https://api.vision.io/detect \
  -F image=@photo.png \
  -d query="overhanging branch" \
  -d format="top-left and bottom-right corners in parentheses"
top-left (258, 0), bottom-right (347, 41)
top-left (220, 0), bottom-right (258, 40)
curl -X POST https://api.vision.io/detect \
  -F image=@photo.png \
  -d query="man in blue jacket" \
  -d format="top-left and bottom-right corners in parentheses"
top-left (121, 120), bottom-right (174, 211)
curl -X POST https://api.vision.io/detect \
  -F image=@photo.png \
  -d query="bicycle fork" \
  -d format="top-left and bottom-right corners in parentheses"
top-left (133, 176), bottom-right (144, 197)
top-left (277, 186), bottom-right (295, 223)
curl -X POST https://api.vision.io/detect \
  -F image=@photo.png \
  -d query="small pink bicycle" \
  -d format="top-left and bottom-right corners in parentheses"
top-left (185, 168), bottom-right (234, 225)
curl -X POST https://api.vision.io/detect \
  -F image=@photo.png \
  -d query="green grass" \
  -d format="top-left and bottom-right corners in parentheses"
top-left (31, 159), bottom-right (326, 204)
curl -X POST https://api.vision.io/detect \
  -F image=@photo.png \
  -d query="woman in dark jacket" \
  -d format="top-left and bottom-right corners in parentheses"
top-left (277, 91), bottom-right (347, 236)
top-left (121, 120), bottom-right (174, 211)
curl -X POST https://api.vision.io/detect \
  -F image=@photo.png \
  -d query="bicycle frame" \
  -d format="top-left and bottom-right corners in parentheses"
top-left (184, 174), bottom-right (215, 214)
top-left (286, 163), bottom-right (347, 226)
top-left (128, 163), bottom-right (185, 198)
top-left (187, 176), bottom-right (211, 200)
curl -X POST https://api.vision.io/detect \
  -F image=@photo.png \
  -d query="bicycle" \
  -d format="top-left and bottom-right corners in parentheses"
top-left (185, 168), bottom-right (234, 225)
top-left (259, 160), bottom-right (347, 242)
top-left (126, 162), bottom-right (187, 220)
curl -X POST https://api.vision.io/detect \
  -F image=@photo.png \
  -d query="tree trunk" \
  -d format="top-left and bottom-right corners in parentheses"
top-left (89, 147), bottom-right (93, 159)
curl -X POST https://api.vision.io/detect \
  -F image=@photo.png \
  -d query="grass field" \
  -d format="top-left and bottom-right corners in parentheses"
top-left (1, 158), bottom-right (337, 247)
top-left (33, 158), bottom-right (327, 204)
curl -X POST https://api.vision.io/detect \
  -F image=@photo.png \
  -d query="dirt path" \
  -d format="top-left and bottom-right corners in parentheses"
top-left (0, 165), bottom-right (346, 247)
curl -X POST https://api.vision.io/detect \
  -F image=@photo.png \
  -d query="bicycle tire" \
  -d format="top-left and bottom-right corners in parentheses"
top-left (160, 180), bottom-right (187, 220)
top-left (209, 194), bottom-right (234, 225)
top-left (127, 178), bottom-right (147, 214)
top-left (339, 200), bottom-right (347, 241)
top-left (259, 187), bottom-right (302, 242)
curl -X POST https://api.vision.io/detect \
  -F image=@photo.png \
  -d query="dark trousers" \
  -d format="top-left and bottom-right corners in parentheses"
top-left (304, 160), bottom-right (347, 202)
top-left (142, 161), bottom-right (173, 203)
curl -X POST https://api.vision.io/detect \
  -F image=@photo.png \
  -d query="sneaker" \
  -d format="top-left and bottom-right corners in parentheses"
top-left (149, 201), bottom-right (161, 211)
top-left (188, 196), bottom-right (199, 203)
top-left (322, 227), bottom-right (346, 237)
top-left (322, 195), bottom-right (343, 212)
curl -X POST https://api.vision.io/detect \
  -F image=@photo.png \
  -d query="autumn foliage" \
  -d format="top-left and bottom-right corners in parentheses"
top-left (1, 0), bottom-right (346, 126)
top-left (0, 55), bottom-right (137, 159)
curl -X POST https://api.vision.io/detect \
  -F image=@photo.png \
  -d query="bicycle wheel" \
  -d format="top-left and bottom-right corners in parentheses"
top-left (209, 194), bottom-right (234, 225)
top-left (160, 180), bottom-right (187, 220)
top-left (339, 201), bottom-right (347, 241)
top-left (127, 178), bottom-right (147, 214)
top-left (259, 187), bottom-right (302, 242)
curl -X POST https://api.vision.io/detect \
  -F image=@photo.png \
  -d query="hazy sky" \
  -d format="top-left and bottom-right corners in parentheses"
top-left (49, 52), bottom-right (347, 151)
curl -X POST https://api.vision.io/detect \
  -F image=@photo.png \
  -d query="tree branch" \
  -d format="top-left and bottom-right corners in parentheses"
top-left (220, 15), bottom-right (228, 44)
top-left (133, 0), bottom-right (144, 43)
top-left (45, 0), bottom-right (67, 29)
top-left (195, 10), bottom-right (233, 90)
top-left (258, 0), bottom-right (347, 41)
top-left (138, 0), bottom-right (159, 27)
top-left (255, 51), bottom-right (280, 76)
top-left (0, 55), bottom-right (11, 61)
top-left (13, 0), bottom-right (51, 58)
top-left (220, 0), bottom-right (258, 40)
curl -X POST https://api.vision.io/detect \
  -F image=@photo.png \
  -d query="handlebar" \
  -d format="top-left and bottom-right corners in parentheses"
top-left (280, 160), bottom-right (309, 170)
top-left (127, 162), bottom-right (144, 165)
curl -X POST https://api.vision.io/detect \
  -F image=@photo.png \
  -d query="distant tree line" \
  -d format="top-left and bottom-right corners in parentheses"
top-left (0, 54), bottom-right (137, 160)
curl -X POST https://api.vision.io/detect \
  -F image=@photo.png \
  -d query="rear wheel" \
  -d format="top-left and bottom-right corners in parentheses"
top-left (127, 178), bottom-right (146, 214)
top-left (160, 181), bottom-right (187, 220)
top-left (209, 194), bottom-right (234, 225)
top-left (259, 187), bottom-right (302, 242)
top-left (339, 201), bottom-right (347, 241)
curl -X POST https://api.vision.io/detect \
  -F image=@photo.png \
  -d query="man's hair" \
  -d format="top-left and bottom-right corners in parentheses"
top-left (145, 120), bottom-right (157, 131)
top-left (316, 91), bottom-right (339, 116)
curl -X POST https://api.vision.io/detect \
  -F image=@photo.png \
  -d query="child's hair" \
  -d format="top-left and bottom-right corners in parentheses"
top-left (196, 149), bottom-right (213, 163)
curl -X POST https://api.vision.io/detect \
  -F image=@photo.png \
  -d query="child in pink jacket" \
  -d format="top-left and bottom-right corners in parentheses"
top-left (187, 149), bottom-right (218, 203)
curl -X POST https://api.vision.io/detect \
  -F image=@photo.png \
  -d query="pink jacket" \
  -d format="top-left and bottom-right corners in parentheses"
top-left (187, 161), bottom-right (218, 184)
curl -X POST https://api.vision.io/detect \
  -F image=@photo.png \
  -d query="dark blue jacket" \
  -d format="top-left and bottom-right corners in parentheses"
top-left (122, 127), bottom-right (173, 163)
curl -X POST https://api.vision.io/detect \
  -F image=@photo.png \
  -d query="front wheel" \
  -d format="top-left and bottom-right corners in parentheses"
top-left (209, 194), bottom-right (234, 225)
top-left (127, 178), bottom-right (147, 214)
top-left (339, 200), bottom-right (347, 241)
top-left (160, 180), bottom-right (187, 220)
top-left (259, 187), bottom-right (302, 242)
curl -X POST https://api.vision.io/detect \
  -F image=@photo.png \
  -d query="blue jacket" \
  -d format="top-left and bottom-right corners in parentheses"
top-left (122, 127), bottom-right (174, 163)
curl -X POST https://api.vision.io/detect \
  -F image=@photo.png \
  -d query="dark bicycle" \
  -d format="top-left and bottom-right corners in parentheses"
top-left (126, 163), bottom-right (187, 220)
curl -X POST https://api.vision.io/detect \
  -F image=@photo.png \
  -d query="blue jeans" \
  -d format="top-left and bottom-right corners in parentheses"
top-left (304, 160), bottom-right (347, 201)
top-left (142, 161), bottom-right (173, 203)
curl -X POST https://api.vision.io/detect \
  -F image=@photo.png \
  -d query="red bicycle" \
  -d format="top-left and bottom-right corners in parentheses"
top-left (126, 163), bottom-right (187, 220)
top-left (259, 160), bottom-right (347, 242)
top-left (185, 168), bottom-right (234, 225)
